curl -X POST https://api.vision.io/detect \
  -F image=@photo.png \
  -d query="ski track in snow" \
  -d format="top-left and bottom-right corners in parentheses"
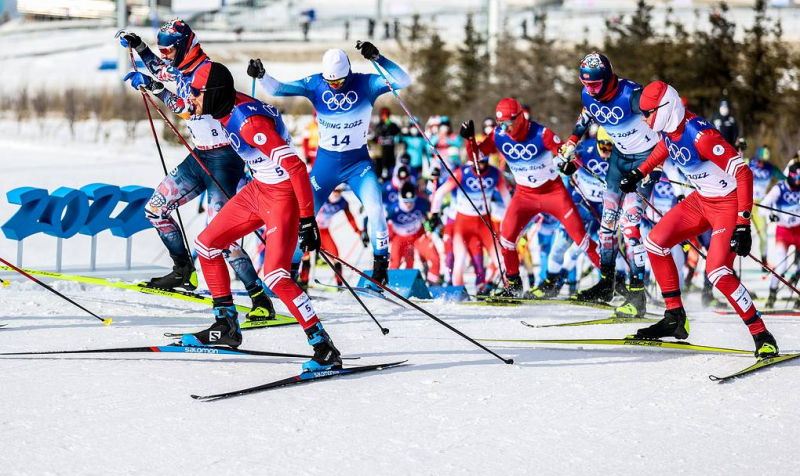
top-left (1, 281), bottom-right (799, 475)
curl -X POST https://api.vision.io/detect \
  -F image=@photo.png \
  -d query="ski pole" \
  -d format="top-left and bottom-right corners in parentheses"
top-left (318, 251), bottom-right (389, 335)
top-left (0, 257), bottom-right (111, 326)
top-left (748, 254), bottom-right (800, 298)
top-left (321, 249), bottom-right (514, 364)
top-left (468, 136), bottom-right (508, 286)
top-left (363, 46), bottom-right (500, 248)
top-left (659, 177), bottom-right (800, 219)
top-left (124, 44), bottom-right (194, 261)
top-left (138, 90), bottom-right (268, 247)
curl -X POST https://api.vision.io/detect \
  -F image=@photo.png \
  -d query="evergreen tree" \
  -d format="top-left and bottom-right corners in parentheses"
top-left (406, 31), bottom-right (455, 117)
top-left (454, 14), bottom-right (488, 117)
top-left (688, 3), bottom-right (738, 116)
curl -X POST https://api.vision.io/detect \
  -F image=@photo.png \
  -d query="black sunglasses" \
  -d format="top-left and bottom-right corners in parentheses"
top-left (189, 84), bottom-right (225, 97)
top-left (642, 101), bottom-right (669, 119)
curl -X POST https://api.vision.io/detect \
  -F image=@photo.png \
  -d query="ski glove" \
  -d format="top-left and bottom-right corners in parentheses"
top-left (247, 58), bottom-right (265, 79)
top-left (427, 213), bottom-right (442, 230)
top-left (459, 120), bottom-right (475, 139)
top-left (557, 141), bottom-right (576, 162)
top-left (117, 30), bottom-right (143, 51)
top-left (360, 230), bottom-right (370, 248)
top-left (558, 160), bottom-right (578, 176)
top-left (620, 168), bottom-right (645, 194)
top-left (298, 217), bottom-right (321, 253)
top-left (730, 225), bottom-right (752, 257)
top-left (123, 72), bottom-right (164, 94)
top-left (357, 41), bottom-right (380, 61)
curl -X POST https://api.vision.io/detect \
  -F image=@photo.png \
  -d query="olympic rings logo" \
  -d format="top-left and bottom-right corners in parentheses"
top-left (589, 104), bottom-right (625, 125)
top-left (585, 158), bottom-right (609, 176)
top-left (782, 191), bottom-right (800, 204)
top-left (654, 183), bottom-right (674, 197)
top-left (321, 90), bottom-right (358, 111)
top-left (667, 142), bottom-right (693, 166)
top-left (465, 177), bottom-right (495, 191)
top-left (501, 142), bottom-right (539, 160)
top-left (395, 212), bottom-right (422, 224)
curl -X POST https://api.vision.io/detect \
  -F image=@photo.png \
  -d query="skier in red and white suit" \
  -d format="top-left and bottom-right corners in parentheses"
top-left (619, 81), bottom-right (778, 357)
top-left (462, 98), bottom-right (601, 297)
top-left (182, 62), bottom-right (342, 372)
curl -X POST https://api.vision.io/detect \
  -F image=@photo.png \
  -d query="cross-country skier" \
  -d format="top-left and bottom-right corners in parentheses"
top-left (749, 145), bottom-right (784, 263)
top-left (247, 41), bottom-right (410, 286)
top-left (463, 97), bottom-right (601, 297)
top-left (761, 164), bottom-right (800, 308)
top-left (387, 182), bottom-right (440, 284)
top-left (559, 53), bottom-right (659, 317)
top-left (430, 152), bottom-right (510, 293)
top-left (117, 19), bottom-right (274, 320)
top-left (182, 62), bottom-right (342, 371)
top-left (619, 80), bottom-right (778, 358)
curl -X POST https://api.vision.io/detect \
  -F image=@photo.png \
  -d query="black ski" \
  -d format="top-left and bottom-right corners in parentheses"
top-left (192, 360), bottom-right (408, 401)
top-left (709, 353), bottom-right (800, 382)
top-left (0, 344), bottom-right (313, 359)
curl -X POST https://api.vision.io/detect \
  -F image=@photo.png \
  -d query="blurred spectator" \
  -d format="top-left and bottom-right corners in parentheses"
top-left (368, 19), bottom-right (376, 39)
top-left (301, 9), bottom-right (316, 42)
top-left (711, 99), bottom-right (738, 147)
top-left (394, 20), bottom-right (400, 40)
top-left (399, 121), bottom-right (429, 176)
top-left (344, 20), bottom-right (350, 40)
top-left (373, 108), bottom-right (401, 180)
top-left (384, 21), bottom-right (390, 40)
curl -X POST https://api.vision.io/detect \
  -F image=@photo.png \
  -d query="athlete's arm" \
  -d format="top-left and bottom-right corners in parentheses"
top-left (759, 184), bottom-right (780, 209)
top-left (369, 56), bottom-right (411, 96)
top-left (637, 140), bottom-right (669, 176)
top-left (258, 71), bottom-right (314, 99)
top-left (696, 131), bottom-right (753, 225)
top-left (772, 165), bottom-right (787, 181)
top-left (239, 115), bottom-right (315, 217)
top-left (629, 87), bottom-right (643, 114)
top-left (567, 108), bottom-right (595, 145)
top-left (468, 129), bottom-right (498, 158)
top-left (156, 89), bottom-right (193, 118)
top-left (431, 171), bottom-right (461, 213)
top-left (138, 46), bottom-right (177, 83)
top-left (542, 128), bottom-right (563, 155)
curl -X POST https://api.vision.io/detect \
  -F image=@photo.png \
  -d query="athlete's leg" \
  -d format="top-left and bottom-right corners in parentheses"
top-left (200, 147), bottom-right (260, 289)
top-left (752, 207), bottom-right (768, 261)
top-left (702, 196), bottom-right (764, 334)
top-left (548, 227), bottom-right (573, 275)
top-left (451, 217), bottom-right (470, 287)
top-left (769, 227), bottom-right (790, 291)
top-left (499, 187), bottom-right (539, 278)
top-left (346, 162), bottom-right (390, 257)
top-left (415, 233), bottom-right (441, 283)
top-left (540, 183), bottom-right (601, 269)
top-left (145, 156), bottom-right (205, 262)
top-left (645, 194), bottom-right (711, 308)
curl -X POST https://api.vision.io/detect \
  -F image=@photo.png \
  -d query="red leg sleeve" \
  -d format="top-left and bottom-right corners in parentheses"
top-left (499, 187), bottom-right (539, 277)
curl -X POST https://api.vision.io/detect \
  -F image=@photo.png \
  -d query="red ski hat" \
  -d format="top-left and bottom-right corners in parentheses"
top-left (495, 97), bottom-right (523, 121)
top-left (640, 80), bottom-right (684, 133)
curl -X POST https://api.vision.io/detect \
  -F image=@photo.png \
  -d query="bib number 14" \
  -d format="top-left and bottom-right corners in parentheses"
top-left (332, 134), bottom-right (351, 147)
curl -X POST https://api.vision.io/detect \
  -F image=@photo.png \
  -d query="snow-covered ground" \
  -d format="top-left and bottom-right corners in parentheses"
top-left (1, 117), bottom-right (799, 475)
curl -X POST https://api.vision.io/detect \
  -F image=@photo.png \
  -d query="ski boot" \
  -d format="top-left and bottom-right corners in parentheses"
top-left (632, 307), bottom-right (689, 340)
top-left (572, 264), bottom-right (615, 303)
top-left (303, 323), bottom-right (343, 372)
top-left (245, 281), bottom-right (276, 321)
top-left (492, 274), bottom-right (524, 298)
top-left (753, 329), bottom-right (779, 359)
top-left (765, 288), bottom-right (778, 309)
top-left (614, 280), bottom-right (647, 318)
top-left (527, 273), bottom-right (561, 299)
top-left (145, 257), bottom-right (197, 291)
top-left (370, 254), bottom-right (390, 288)
top-left (181, 305), bottom-right (242, 348)
top-left (614, 271), bottom-right (629, 300)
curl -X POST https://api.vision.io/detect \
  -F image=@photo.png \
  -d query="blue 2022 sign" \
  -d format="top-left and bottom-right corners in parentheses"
top-left (2, 184), bottom-right (154, 240)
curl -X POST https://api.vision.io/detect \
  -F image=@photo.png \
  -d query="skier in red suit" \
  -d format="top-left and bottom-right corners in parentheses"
top-left (182, 62), bottom-right (342, 372)
top-left (462, 98), bottom-right (600, 297)
top-left (619, 80), bottom-right (778, 357)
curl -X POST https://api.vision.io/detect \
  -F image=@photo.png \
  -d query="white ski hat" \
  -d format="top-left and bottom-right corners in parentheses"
top-left (322, 49), bottom-right (351, 81)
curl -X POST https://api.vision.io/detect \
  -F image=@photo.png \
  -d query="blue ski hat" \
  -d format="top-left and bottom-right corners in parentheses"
top-left (579, 52), bottom-right (617, 98)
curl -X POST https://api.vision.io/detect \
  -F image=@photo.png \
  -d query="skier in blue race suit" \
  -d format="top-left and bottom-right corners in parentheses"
top-left (247, 41), bottom-right (410, 285)
top-left (558, 52), bottom-right (659, 318)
